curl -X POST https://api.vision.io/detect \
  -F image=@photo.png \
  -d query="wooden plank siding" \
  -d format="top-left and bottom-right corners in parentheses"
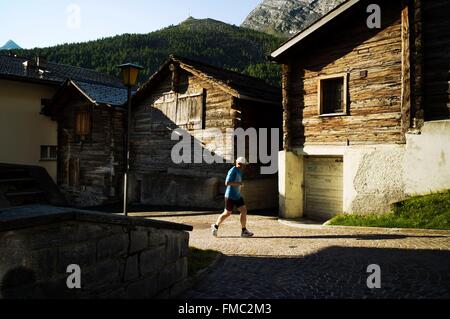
top-left (131, 67), bottom-right (235, 178)
top-left (283, 0), bottom-right (406, 147)
top-left (56, 95), bottom-right (125, 206)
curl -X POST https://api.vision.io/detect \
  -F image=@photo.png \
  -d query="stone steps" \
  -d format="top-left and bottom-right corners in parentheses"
top-left (0, 164), bottom-right (66, 209)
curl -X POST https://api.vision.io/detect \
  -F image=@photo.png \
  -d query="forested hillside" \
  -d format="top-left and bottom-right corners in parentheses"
top-left (12, 18), bottom-right (284, 86)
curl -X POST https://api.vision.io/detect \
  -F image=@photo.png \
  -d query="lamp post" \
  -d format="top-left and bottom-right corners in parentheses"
top-left (118, 63), bottom-right (143, 216)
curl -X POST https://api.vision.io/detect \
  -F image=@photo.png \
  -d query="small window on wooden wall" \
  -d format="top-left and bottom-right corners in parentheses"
top-left (176, 91), bottom-right (206, 131)
top-left (75, 111), bottom-right (91, 141)
top-left (152, 90), bottom-right (207, 131)
top-left (318, 74), bottom-right (348, 116)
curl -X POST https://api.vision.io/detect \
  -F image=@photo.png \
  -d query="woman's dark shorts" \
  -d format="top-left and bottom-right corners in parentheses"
top-left (225, 197), bottom-right (245, 212)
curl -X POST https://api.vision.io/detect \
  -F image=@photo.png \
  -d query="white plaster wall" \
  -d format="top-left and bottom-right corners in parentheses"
top-left (344, 145), bottom-right (406, 214)
top-left (279, 120), bottom-right (450, 218)
top-left (404, 120), bottom-right (450, 195)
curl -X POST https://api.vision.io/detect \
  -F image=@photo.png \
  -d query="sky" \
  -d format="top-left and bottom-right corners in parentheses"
top-left (0, 0), bottom-right (262, 49)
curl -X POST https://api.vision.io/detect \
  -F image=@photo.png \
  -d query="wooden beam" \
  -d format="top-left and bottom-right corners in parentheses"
top-left (281, 64), bottom-right (292, 150)
top-left (401, 0), bottom-right (412, 140)
top-left (179, 63), bottom-right (239, 98)
top-left (271, 0), bottom-right (362, 60)
top-left (170, 63), bottom-right (180, 93)
top-left (412, 0), bottom-right (425, 130)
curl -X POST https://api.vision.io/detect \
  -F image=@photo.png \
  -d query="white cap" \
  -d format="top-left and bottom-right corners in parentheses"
top-left (236, 157), bottom-right (248, 165)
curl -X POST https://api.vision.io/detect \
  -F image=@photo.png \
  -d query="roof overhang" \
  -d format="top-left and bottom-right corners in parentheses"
top-left (69, 80), bottom-right (98, 105)
top-left (0, 74), bottom-right (61, 87)
top-left (45, 79), bottom-right (127, 118)
top-left (270, 0), bottom-right (362, 61)
top-left (134, 56), bottom-right (280, 106)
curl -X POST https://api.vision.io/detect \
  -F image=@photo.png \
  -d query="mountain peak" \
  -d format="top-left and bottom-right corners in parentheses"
top-left (0, 40), bottom-right (22, 50)
top-left (242, 0), bottom-right (346, 36)
top-left (179, 17), bottom-right (228, 26)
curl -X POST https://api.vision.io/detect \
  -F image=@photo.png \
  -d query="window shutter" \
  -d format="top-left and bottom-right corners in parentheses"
top-left (75, 111), bottom-right (91, 140)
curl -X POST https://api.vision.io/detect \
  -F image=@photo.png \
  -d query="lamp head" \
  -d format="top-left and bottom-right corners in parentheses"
top-left (117, 63), bottom-right (144, 86)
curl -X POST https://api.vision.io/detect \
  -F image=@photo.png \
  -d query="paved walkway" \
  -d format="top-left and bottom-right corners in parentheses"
top-left (153, 214), bottom-right (450, 299)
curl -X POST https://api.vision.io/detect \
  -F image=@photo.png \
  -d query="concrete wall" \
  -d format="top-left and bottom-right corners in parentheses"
top-left (0, 208), bottom-right (191, 299)
top-left (278, 151), bottom-right (304, 219)
top-left (279, 120), bottom-right (450, 218)
top-left (0, 79), bottom-right (58, 181)
top-left (404, 120), bottom-right (450, 195)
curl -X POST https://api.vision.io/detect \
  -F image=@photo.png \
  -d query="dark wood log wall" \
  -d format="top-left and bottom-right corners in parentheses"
top-left (131, 68), bottom-right (235, 178)
top-left (57, 96), bottom-right (124, 206)
top-left (422, 0), bottom-right (450, 121)
top-left (234, 98), bottom-right (282, 179)
top-left (283, 0), bottom-right (406, 147)
top-left (131, 66), bottom-right (282, 181)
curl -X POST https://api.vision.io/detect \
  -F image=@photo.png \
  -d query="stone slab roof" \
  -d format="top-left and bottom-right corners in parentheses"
top-left (0, 54), bottom-right (123, 87)
top-left (71, 80), bottom-right (130, 106)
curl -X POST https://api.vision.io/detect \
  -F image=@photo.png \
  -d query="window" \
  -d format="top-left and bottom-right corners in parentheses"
top-left (176, 93), bottom-right (205, 130)
top-left (318, 74), bottom-right (348, 116)
top-left (75, 111), bottom-right (91, 140)
top-left (151, 90), bottom-right (206, 131)
top-left (41, 145), bottom-right (57, 161)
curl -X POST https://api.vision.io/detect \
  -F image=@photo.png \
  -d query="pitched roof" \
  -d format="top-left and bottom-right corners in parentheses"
top-left (0, 54), bottom-right (123, 87)
top-left (135, 55), bottom-right (281, 105)
top-left (71, 80), bottom-right (129, 106)
top-left (46, 79), bottom-right (131, 117)
top-left (270, 0), bottom-right (362, 61)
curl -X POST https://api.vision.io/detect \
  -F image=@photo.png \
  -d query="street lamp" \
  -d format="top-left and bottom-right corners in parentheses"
top-left (118, 63), bottom-right (143, 216)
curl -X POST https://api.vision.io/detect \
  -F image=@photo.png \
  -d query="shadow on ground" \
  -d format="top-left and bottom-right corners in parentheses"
top-left (219, 234), bottom-right (447, 241)
top-left (84, 205), bottom-right (278, 218)
top-left (180, 246), bottom-right (450, 299)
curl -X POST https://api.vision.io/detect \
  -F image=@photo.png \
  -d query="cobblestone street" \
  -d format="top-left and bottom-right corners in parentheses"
top-left (153, 214), bottom-right (450, 299)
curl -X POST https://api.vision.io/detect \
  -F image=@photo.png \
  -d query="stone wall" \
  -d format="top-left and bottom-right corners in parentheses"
top-left (0, 206), bottom-right (192, 299)
top-left (134, 173), bottom-right (279, 211)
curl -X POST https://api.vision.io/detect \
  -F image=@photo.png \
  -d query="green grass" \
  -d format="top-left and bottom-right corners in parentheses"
top-left (188, 247), bottom-right (220, 277)
top-left (328, 190), bottom-right (450, 230)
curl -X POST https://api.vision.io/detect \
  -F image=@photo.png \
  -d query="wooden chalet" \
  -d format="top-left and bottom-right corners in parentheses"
top-left (271, 0), bottom-right (450, 220)
top-left (129, 55), bottom-right (282, 210)
top-left (48, 79), bottom-right (128, 207)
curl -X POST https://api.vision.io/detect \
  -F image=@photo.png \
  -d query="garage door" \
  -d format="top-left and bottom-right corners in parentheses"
top-left (304, 157), bottom-right (343, 221)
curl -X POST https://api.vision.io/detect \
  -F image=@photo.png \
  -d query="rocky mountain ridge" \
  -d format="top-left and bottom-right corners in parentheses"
top-left (242, 0), bottom-right (346, 36)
